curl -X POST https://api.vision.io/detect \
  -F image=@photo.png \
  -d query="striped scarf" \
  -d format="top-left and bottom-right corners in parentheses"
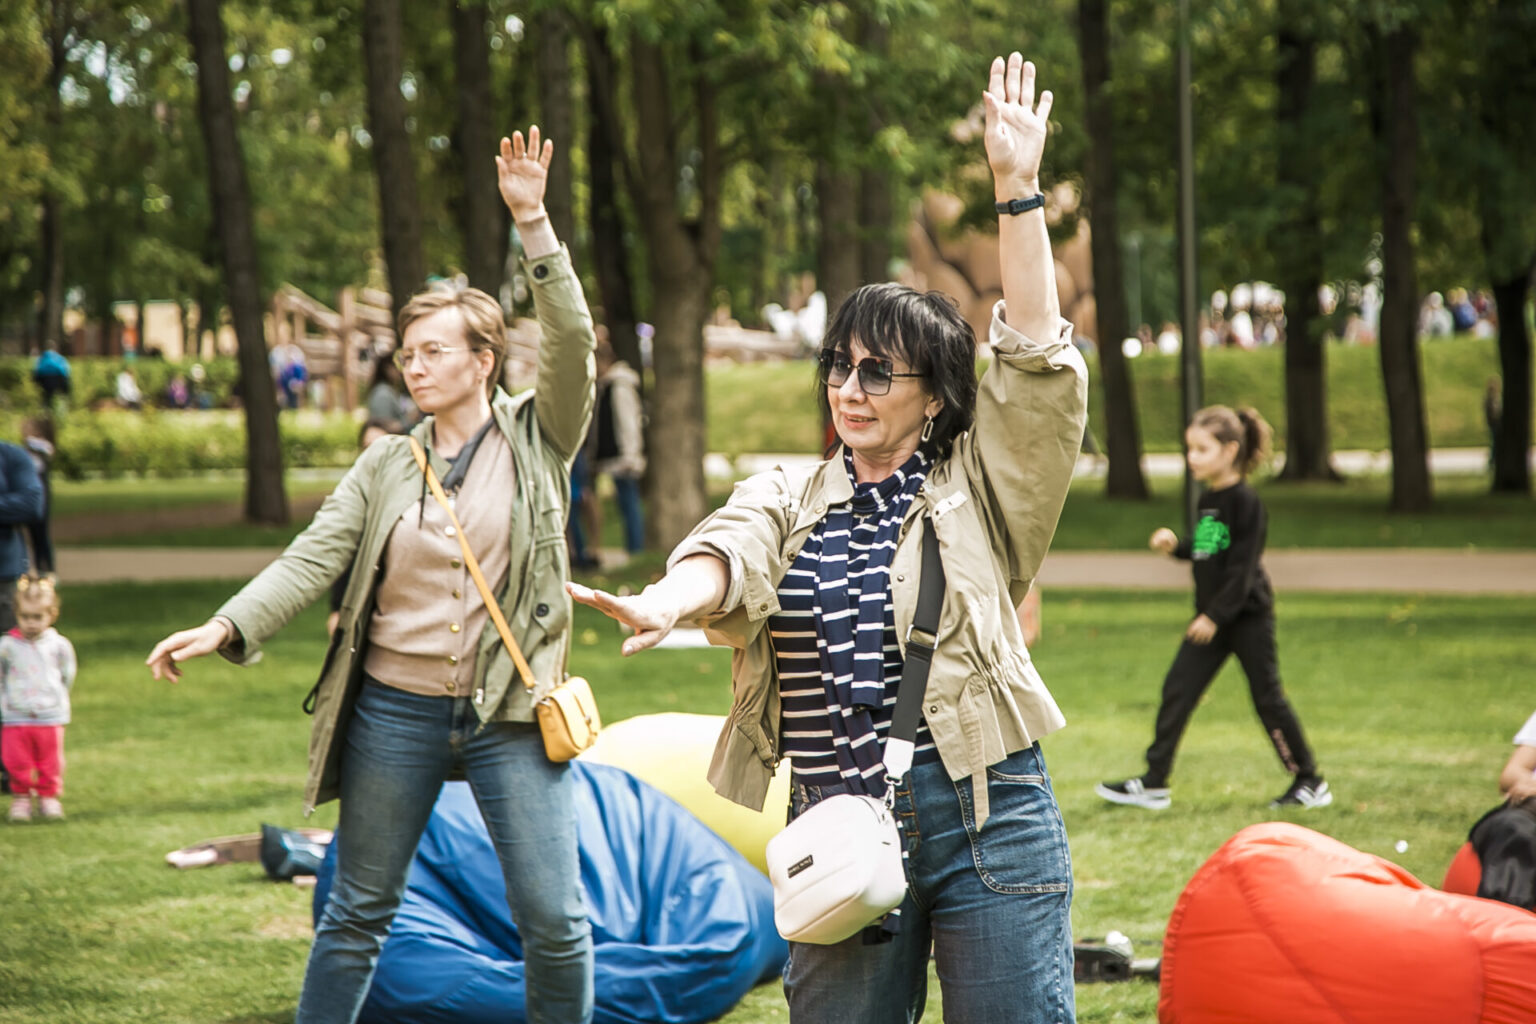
top-left (811, 447), bottom-right (929, 796)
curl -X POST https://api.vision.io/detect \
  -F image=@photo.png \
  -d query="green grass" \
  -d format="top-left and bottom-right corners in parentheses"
top-left (1052, 472), bottom-right (1536, 550)
top-left (51, 473), bottom-right (341, 521)
top-left (707, 336), bottom-right (1525, 456)
top-left (2, 576), bottom-right (1527, 1023)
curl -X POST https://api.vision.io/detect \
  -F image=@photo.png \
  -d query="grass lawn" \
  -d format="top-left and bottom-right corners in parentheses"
top-left (59, 468), bottom-right (1536, 550)
top-left (1, 575), bottom-right (1527, 1023)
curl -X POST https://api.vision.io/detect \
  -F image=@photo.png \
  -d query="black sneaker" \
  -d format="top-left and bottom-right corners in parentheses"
top-left (1095, 777), bottom-right (1171, 810)
top-left (1270, 775), bottom-right (1332, 809)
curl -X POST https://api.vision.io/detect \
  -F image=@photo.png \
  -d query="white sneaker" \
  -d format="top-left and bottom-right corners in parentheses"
top-left (1095, 777), bottom-right (1171, 810)
top-left (1271, 777), bottom-right (1332, 809)
top-left (8, 796), bottom-right (33, 822)
top-left (38, 797), bottom-right (64, 820)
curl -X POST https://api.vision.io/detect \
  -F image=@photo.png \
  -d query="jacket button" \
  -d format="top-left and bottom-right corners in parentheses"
top-left (451, 559), bottom-right (462, 569)
top-left (928, 704), bottom-right (939, 714)
top-left (896, 574), bottom-right (906, 583)
top-left (445, 526), bottom-right (457, 537)
top-left (450, 623), bottom-right (460, 633)
top-left (535, 602), bottom-right (550, 617)
top-left (448, 655), bottom-right (459, 665)
top-left (533, 263), bottom-right (549, 280)
top-left (453, 589), bottom-right (461, 599)
top-left (445, 681), bottom-right (456, 693)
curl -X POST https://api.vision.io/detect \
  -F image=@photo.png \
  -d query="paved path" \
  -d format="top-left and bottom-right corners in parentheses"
top-left (58, 545), bottom-right (1536, 594)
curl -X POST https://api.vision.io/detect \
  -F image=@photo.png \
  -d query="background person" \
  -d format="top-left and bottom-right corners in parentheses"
top-left (145, 127), bottom-right (598, 1024)
top-left (592, 338), bottom-right (646, 554)
top-left (364, 356), bottom-right (416, 432)
top-left (2, 577), bottom-right (76, 822)
top-left (20, 418), bottom-right (56, 578)
top-left (1097, 406), bottom-right (1329, 811)
top-left (0, 440), bottom-right (43, 797)
top-left (569, 54), bottom-right (1085, 1024)
top-left (1465, 710), bottom-right (1536, 909)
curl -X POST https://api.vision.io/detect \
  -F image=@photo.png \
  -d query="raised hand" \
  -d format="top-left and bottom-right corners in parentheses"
top-left (566, 581), bottom-right (682, 657)
top-left (1149, 527), bottom-right (1179, 554)
top-left (496, 127), bottom-right (553, 220)
top-left (983, 53), bottom-right (1052, 192)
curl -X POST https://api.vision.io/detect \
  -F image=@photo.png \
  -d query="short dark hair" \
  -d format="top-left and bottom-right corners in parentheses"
top-left (815, 283), bottom-right (978, 460)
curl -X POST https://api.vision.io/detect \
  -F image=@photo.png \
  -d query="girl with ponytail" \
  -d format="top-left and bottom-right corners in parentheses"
top-left (1096, 405), bottom-right (1330, 811)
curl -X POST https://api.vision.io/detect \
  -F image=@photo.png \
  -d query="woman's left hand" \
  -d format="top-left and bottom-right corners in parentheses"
top-left (496, 127), bottom-right (553, 221)
top-left (982, 52), bottom-right (1051, 191)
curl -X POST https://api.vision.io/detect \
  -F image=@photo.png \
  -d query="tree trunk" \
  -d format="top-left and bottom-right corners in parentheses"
top-left (1489, 272), bottom-right (1532, 492)
top-left (582, 25), bottom-right (640, 372)
top-left (815, 78), bottom-right (861, 317)
top-left (1374, 26), bottom-right (1432, 512)
top-left (38, 1), bottom-right (69, 351)
top-left (1274, 10), bottom-right (1338, 481)
top-left (630, 38), bottom-right (718, 549)
top-left (362, 0), bottom-right (425, 329)
top-left (857, 13), bottom-right (892, 286)
top-left (186, 0), bottom-right (288, 523)
top-left (535, 10), bottom-right (577, 255)
top-left (453, 1), bottom-right (503, 294)
top-left (1078, 0), bottom-right (1149, 499)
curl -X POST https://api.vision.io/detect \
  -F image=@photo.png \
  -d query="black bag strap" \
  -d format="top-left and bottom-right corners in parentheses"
top-left (889, 517), bottom-right (945, 748)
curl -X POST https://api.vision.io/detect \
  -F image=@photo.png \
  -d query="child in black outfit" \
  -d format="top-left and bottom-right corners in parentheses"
top-left (1097, 405), bottom-right (1329, 810)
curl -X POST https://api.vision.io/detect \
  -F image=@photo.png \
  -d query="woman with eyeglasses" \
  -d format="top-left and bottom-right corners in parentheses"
top-left (570, 55), bottom-right (1087, 1023)
top-left (146, 128), bottom-right (598, 1024)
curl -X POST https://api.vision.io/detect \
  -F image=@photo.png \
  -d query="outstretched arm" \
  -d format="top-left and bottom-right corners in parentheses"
top-left (567, 555), bottom-right (728, 656)
top-left (985, 53), bottom-right (1058, 343)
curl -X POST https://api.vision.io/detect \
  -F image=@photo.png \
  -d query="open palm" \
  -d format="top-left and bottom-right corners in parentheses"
top-left (983, 54), bottom-right (1052, 186)
top-left (496, 127), bottom-right (553, 218)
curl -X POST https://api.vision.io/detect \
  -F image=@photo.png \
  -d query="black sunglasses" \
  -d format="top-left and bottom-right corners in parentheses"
top-left (817, 350), bottom-right (925, 396)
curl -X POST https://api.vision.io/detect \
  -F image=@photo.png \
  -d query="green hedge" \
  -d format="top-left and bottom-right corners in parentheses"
top-left (0, 355), bottom-right (243, 411)
top-left (0, 408), bottom-right (358, 479)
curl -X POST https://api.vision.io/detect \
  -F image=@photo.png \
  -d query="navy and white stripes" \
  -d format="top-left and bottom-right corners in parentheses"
top-left (771, 448), bottom-right (938, 795)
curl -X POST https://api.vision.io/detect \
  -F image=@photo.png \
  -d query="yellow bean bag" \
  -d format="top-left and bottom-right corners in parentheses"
top-left (581, 713), bottom-right (790, 875)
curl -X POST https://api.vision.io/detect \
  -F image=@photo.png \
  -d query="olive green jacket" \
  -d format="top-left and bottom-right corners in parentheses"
top-left (215, 247), bottom-right (595, 814)
top-left (669, 305), bottom-right (1087, 827)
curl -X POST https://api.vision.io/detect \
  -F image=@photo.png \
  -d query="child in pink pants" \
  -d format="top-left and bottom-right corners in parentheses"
top-left (2, 577), bottom-right (76, 822)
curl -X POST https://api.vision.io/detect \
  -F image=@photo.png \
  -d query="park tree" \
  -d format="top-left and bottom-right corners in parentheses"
top-left (361, 0), bottom-right (425, 328)
top-left (453, 0), bottom-right (504, 293)
top-left (1273, 0), bottom-right (1338, 480)
top-left (1474, 0), bottom-right (1535, 495)
top-left (534, 6), bottom-right (577, 257)
top-left (1078, 0), bottom-right (1150, 499)
top-left (1367, 14), bottom-right (1432, 511)
top-left (0, 7), bottom-right (49, 339)
top-left (186, 0), bottom-right (288, 523)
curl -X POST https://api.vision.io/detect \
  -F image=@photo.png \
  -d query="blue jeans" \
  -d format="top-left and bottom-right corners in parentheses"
top-left (783, 744), bottom-right (1074, 1024)
top-left (296, 681), bottom-right (593, 1024)
top-left (610, 475), bottom-right (644, 553)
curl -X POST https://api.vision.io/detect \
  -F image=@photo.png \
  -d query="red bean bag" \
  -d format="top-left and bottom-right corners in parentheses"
top-left (1159, 823), bottom-right (1536, 1024)
top-left (1442, 841), bottom-right (1482, 897)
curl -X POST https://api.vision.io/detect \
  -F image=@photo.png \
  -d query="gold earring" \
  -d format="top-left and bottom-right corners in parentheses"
top-left (920, 416), bottom-right (934, 443)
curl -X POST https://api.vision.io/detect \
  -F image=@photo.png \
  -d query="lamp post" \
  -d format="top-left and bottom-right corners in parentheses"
top-left (1177, 0), bottom-right (1204, 535)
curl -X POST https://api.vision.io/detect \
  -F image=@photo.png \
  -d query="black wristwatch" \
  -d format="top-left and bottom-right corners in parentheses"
top-left (995, 194), bottom-right (1046, 216)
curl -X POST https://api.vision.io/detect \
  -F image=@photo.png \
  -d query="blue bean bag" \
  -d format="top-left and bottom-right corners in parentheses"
top-left (313, 762), bottom-right (787, 1024)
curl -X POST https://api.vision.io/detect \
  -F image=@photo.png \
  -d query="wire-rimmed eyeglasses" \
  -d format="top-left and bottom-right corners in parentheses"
top-left (393, 343), bottom-right (466, 371)
top-left (817, 350), bottom-right (925, 396)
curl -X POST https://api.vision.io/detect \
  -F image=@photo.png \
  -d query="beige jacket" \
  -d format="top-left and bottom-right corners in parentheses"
top-left (669, 303), bottom-right (1087, 827)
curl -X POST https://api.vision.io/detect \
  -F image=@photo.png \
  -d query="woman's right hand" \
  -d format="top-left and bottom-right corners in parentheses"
top-left (146, 618), bottom-right (232, 683)
top-left (566, 582), bottom-right (683, 657)
top-left (1149, 527), bottom-right (1178, 554)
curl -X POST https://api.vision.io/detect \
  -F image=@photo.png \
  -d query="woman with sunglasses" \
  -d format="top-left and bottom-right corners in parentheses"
top-left (570, 55), bottom-right (1086, 1023)
top-left (146, 128), bottom-right (598, 1024)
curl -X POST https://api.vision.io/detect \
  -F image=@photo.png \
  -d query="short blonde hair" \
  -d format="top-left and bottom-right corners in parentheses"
top-left (16, 575), bottom-right (59, 615)
top-left (396, 286), bottom-right (508, 396)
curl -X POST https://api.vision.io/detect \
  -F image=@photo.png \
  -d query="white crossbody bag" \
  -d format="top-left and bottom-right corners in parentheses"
top-left (765, 518), bottom-right (945, 945)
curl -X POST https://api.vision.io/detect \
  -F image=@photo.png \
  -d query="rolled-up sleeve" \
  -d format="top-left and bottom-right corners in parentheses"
top-left (526, 245), bottom-right (597, 463)
top-left (959, 303), bottom-right (1088, 597)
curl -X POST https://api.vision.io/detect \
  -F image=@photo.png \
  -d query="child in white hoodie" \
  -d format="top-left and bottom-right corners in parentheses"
top-left (2, 576), bottom-right (76, 821)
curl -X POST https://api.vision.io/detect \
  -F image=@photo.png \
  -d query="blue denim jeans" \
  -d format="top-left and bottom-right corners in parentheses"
top-left (296, 681), bottom-right (593, 1024)
top-left (610, 475), bottom-right (645, 553)
top-left (783, 744), bottom-right (1074, 1024)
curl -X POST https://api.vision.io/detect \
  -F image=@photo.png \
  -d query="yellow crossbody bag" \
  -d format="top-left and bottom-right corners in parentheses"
top-left (409, 437), bottom-right (601, 761)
